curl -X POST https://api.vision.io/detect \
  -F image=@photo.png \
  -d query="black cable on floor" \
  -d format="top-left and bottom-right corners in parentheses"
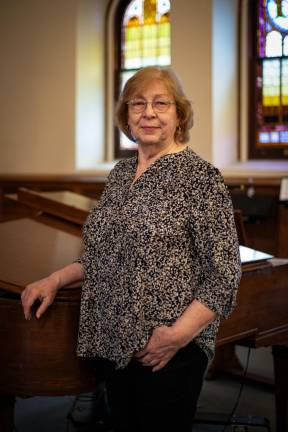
top-left (221, 346), bottom-right (251, 432)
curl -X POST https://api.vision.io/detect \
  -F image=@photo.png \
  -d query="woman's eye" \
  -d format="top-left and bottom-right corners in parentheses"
top-left (133, 101), bottom-right (145, 107)
top-left (155, 101), bottom-right (167, 107)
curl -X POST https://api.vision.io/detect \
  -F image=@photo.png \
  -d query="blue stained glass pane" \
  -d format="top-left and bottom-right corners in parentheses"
top-left (270, 131), bottom-right (279, 142)
top-left (265, 21), bottom-right (272, 32)
top-left (266, 0), bottom-right (288, 33)
top-left (280, 131), bottom-right (288, 142)
top-left (259, 132), bottom-right (270, 143)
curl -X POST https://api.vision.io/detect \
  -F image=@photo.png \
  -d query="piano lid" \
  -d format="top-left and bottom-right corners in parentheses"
top-left (0, 218), bottom-right (83, 295)
top-left (240, 245), bottom-right (273, 264)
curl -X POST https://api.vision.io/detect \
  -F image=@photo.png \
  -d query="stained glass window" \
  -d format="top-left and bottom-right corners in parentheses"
top-left (117, 0), bottom-right (171, 153)
top-left (252, 0), bottom-right (288, 158)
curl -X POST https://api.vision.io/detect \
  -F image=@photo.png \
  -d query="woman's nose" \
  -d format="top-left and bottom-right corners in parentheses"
top-left (143, 102), bottom-right (156, 116)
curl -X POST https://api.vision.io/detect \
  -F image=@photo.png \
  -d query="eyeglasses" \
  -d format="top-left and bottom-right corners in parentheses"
top-left (127, 99), bottom-right (175, 113)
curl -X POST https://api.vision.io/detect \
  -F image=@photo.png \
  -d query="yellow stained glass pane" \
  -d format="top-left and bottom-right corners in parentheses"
top-left (142, 24), bottom-right (158, 60)
top-left (144, 0), bottom-right (156, 24)
top-left (263, 96), bottom-right (277, 106)
top-left (124, 16), bottom-right (142, 69)
top-left (120, 0), bottom-right (171, 150)
top-left (262, 59), bottom-right (280, 106)
top-left (122, 0), bottom-right (171, 70)
top-left (158, 22), bottom-right (170, 50)
top-left (282, 59), bottom-right (288, 105)
top-left (125, 27), bottom-right (142, 55)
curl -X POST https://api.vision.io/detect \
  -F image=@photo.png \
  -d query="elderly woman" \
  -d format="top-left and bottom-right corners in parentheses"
top-left (21, 66), bottom-right (241, 432)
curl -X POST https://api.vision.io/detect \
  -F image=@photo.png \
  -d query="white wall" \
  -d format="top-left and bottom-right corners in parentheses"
top-left (173, 0), bottom-right (239, 167)
top-left (76, 0), bottom-right (109, 169)
top-left (172, 0), bottom-right (213, 162)
top-left (212, 0), bottom-right (238, 168)
top-left (0, 0), bottom-right (78, 174)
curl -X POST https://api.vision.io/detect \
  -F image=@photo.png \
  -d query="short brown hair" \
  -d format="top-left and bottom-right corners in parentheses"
top-left (115, 66), bottom-right (193, 144)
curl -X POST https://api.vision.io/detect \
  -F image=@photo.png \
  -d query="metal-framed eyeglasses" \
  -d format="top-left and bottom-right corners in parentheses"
top-left (127, 99), bottom-right (175, 113)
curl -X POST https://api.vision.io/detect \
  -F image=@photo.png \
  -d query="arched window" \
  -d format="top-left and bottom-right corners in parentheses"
top-left (114, 0), bottom-right (171, 158)
top-left (249, 0), bottom-right (288, 158)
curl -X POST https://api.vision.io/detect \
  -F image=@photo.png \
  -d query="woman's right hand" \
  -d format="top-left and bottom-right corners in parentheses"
top-left (21, 273), bottom-right (60, 320)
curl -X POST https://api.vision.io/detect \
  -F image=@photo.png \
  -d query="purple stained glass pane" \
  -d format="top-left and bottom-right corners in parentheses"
top-left (275, 124), bottom-right (287, 131)
top-left (258, 0), bottom-right (265, 58)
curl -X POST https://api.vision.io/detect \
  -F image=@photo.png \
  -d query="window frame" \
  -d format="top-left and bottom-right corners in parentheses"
top-left (112, 0), bottom-right (171, 159)
top-left (113, 0), bottom-right (139, 159)
top-left (248, 0), bottom-right (288, 159)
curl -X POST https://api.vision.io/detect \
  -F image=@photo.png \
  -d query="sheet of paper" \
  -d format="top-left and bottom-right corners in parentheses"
top-left (240, 245), bottom-right (273, 264)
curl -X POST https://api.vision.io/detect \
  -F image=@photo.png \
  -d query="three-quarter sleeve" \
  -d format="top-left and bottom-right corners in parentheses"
top-left (189, 167), bottom-right (242, 318)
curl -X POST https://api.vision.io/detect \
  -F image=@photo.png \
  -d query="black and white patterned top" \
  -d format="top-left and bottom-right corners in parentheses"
top-left (77, 146), bottom-right (242, 369)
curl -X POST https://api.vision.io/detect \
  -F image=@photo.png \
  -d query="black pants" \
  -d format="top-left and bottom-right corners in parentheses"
top-left (103, 342), bottom-right (208, 432)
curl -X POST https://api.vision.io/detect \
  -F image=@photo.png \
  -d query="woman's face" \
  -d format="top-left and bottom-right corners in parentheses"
top-left (127, 80), bottom-right (179, 148)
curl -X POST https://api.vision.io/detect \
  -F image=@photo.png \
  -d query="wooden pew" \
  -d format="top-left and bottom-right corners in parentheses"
top-left (16, 188), bottom-right (96, 226)
top-left (1, 188), bottom-right (97, 236)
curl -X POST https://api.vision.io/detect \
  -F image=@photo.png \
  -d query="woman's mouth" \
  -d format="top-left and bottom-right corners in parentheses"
top-left (141, 126), bottom-right (159, 132)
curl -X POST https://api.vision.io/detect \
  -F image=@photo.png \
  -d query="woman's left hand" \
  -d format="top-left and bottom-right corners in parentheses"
top-left (134, 325), bottom-right (182, 372)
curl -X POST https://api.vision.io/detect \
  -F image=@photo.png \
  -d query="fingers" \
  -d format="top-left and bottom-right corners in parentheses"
top-left (135, 344), bottom-right (179, 371)
top-left (138, 353), bottom-right (158, 366)
top-left (21, 281), bottom-right (55, 320)
top-left (134, 349), bottom-right (148, 359)
top-left (22, 292), bottom-right (51, 320)
top-left (138, 353), bottom-right (170, 372)
top-left (35, 297), bottom-right (51, 319)
top-left (21, 290), bottom-right (35, 320)
top-left (152, 360), bottom-right (167, 372)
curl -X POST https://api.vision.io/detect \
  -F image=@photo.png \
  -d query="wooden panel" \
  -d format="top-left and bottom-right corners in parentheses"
top-left (0, 218), bottom-right (97, 397)
top-left (0, 194), bottom-right (40, 223)
top-left (0, 296), bottom-right (97, 396)
top-left (0, 174), bottom-right (107, 199)
top-left (17, 188), bottom-right (95, 225)
top-left (234, 209), bottom-right (248, 245)
top-left (278, 204), bottom-right (288, 257)
top-left (217, 259), bottom-right (288, 346)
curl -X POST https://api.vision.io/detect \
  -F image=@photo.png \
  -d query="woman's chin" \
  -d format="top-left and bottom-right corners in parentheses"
top-left (138, 136), bottom-right (163, 146)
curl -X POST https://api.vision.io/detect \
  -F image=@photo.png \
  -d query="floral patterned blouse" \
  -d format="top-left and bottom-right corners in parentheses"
top-left (77, 146), bottom-right (242, 369)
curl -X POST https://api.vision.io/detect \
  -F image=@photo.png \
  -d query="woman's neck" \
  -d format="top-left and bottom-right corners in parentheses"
top-left (137, 142), bottom-right (186, 168)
